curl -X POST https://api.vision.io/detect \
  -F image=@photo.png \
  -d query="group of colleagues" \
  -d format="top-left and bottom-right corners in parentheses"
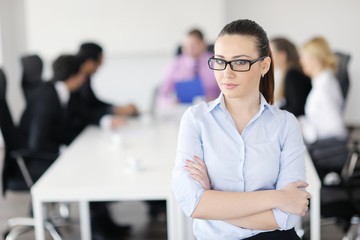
top-left (157, 25), bottom-right (346, 147)
top-left (171, 19), bottom-right (348, 240)
top-left (18, 43), bottom-right (138, 240)
top-left (14, 18), bottom-right (347, 239)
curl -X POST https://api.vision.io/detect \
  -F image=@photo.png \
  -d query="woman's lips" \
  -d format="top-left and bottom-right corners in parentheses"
top-left (222, 83), bottom-right (238, 90)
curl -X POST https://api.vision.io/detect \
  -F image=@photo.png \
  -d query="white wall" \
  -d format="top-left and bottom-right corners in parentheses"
top-left (0, 0), bottom-right (27, 122)
top-left (225, 0), bottom-right (360, 126)
top-left (0, 26), bottom-right (2, 65)
top-left (23, 0), bottom-right (225, 112)
top-left (25, 0), bottom-right (225, 56)
top-left (2, 0), bottom-right (359, 124)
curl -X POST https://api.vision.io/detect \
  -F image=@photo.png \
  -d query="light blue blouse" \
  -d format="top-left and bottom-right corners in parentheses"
top-left (172, 94), bottom-right (306, 239)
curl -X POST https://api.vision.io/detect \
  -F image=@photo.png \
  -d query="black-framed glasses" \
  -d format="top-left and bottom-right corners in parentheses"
top-left (208, 56), bottom-right (267, 72)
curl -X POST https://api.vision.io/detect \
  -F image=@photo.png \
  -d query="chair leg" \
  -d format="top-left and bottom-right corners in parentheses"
top-left (4, 226), bottom-right (33, 240)
top-left (5, 216), bottom-right (62, 240)
top-left (343, 217), bottom-right (360, 240)
top-left (45, 220), bottom-right (62, 240)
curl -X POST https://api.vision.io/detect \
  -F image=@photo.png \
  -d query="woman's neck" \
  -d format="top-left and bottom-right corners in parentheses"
top-left (309, 62), bottom-right (325, 79)
top-left (225, 92), bottom-right (260, 117)
top-left (224, 92), bottom-right (260, 134)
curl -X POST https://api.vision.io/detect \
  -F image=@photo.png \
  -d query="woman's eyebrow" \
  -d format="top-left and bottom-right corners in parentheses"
top-left (232, 54), bottom-right (251, 59)
top-left (214, 54), bottom-right (250, 59)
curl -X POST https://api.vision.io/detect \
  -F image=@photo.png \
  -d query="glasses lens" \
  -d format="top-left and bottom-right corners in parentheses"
top-left (231, 60), bottom-right (250, 72)
top-left (209, 58), bottom-right (226, 70)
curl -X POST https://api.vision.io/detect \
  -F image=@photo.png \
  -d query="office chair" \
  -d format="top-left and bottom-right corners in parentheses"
top-left (0, 68), bottom-right (62, 240)
top-left (339, 140), bottom-right (360, 238)
top-left (307, 138), bottom-right (349, 181)
top-left (307, 51), bottom-right (352, 181)
top-left (320, 183), bottom-right (356, 237)
top-left (306, 51), bottom-right (359, 239)
top-left (301, 146), bottom-right (360, 240)
top-left (20, 54), bottom-right (45, 104)
top-left (334, 51), bottom-right (351, 101)
top-left (306, 140), bottom-right (360, 240)
top-left (21, 54), bottom-right (72, 221)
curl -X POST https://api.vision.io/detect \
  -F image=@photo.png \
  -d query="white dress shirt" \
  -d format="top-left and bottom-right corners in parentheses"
top-left (54, 81), bottom-right (71, 153)
top-left (172, 94), bottom-right (306, 239)
top-left (54, 81), bottom-right (113, 131)
top-left (54, 81), bottom-right (70, 106)
top-left (299, 69), bottom-right (347, 143)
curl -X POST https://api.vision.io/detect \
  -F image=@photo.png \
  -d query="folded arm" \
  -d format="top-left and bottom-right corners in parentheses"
top-left (185, 156), bottom-right (309, 229)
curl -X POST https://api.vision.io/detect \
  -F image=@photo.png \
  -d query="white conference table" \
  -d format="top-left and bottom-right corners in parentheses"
top-left (305, 150), bottom-right (321, 240)
top-left (30, 113), bottom-right (321, 240)
top-left (31, 119), bottom-right (188, 240)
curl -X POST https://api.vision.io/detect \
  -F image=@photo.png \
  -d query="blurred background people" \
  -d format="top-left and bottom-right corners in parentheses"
top-left (299, 36), bottom-right (348, 182)
top-left (150, 28), bottom-right (220, 221)
top-left (156, 28), bottom-right (220, 109)
top-left (68, 42), bottom-right (138, 137)
top-left (19, 54), bottom-right (87, 181)
top-left (270, 37), bottom-right (312, 117)
top-left (20, 54), bottom-right (130, 239)
top-left (299, 36), bottom-right (347, 144)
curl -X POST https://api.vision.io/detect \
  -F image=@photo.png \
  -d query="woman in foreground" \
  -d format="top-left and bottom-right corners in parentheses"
top-left (172, 19), bottom-right (310, 240)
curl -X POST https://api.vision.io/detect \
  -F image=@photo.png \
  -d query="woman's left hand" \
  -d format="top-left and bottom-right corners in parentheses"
top-left (184, 156), bottom-right (211, 190)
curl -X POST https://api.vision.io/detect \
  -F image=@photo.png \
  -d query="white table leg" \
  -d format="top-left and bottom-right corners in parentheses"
top-left (167, 196), bottom-right (178, 240)
top-left (79, 201), bottom-right (91, 240)
top-left (311, 188), bottom-right (321, 240)
top-left (33, 197), bottom-right (45, 240)
top-left (305, 151), bottom-right (321, 240)
top-left (185, 217), bottom-right (195, 240)
top-left (167, 195), bottom-right (194, 240)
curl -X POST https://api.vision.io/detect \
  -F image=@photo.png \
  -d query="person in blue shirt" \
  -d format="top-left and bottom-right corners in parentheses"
top-left (172, 19), bottom-right (310, 240)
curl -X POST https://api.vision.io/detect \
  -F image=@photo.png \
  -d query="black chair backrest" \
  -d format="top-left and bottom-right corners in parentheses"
top-left (334, 52), bottom-right (351, 101)
top-left (0, 68), bottom-right (6, 101)
top-left (0, 68), bottom-right (18, 150)
top-left (340, 140), bottom-right (360, 215)
top-left (20, 54), bottom-right (44, 103)
top-left (0, 68), bottom-right (28, 194)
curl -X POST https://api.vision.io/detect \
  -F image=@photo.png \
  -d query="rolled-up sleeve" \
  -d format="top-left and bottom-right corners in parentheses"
top-left (171, 108), bottom-right (206, 217)
top-left (274, 112), bottom-right (306, 230)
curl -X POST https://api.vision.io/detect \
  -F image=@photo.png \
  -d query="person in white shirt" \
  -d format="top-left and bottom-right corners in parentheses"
top-left (299, 36), bottom-right (348, 182)
top-left (299, 36), bottom-right (347, 144)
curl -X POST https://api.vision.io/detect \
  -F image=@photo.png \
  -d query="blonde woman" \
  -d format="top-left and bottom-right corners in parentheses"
top-left (299, 36), bottom-right (347, 143)
top-left (299, 36), bottom-right (348, 181)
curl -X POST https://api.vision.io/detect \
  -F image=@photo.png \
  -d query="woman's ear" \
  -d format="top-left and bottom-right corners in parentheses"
top-left (262, 56), bottom-right (271, 75)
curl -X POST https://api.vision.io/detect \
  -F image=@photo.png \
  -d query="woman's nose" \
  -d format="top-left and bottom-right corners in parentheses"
top-left (223, 63), bottom-right (235, 78)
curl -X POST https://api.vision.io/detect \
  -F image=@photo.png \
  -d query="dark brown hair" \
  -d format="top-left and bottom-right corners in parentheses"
top-left (271, 37), bottom-right (302, 71)
top-left (188, 29), bottom-right (204, 41)
top-left (78, 42), bottom-right (103, 62)
top-left (217, 19), bottom-right (274, 104)
top-left (52, 55), bottom-right (82, 82)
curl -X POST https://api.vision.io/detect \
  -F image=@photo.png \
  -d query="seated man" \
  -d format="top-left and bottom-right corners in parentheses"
top-left (20, 55), bottom-right (87, 155)
top-left (20, 55), bottom-right (129, 240)
top-left (156, 28), bottom-right (220, 109)
top-left (68, 42), bottom-right (139, 137)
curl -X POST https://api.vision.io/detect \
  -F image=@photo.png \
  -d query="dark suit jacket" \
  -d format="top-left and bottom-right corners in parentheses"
top-left (67, 78), bottom-right (113, 137)
top-left (19, 82), bottom-right (74, 154)
top-left (280, 68), bottom-right (312, 117)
